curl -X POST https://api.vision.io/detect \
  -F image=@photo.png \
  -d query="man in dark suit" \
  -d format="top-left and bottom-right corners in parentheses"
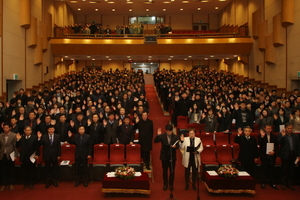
top-left (277, 123), bottom-right (300, 190)
top-left (87, 113), bottom-right (104, 145)
top-left (38, 125), bottom-right (61, 188)
top-left (154, 124), bottom-right (179, 191)
top-left (0, 123), bottom-right (17, 191)
top-left (16, 126), bottom-right (39, 189)
top-left (22, 111), bottom-right (38, 136)
top-left (37, 115), bottom-right (53, 135)
top-left (118, 116), bottom-right (134, 145)
top-left (233, 102), bottom-right (253, 130)
top-left (120, 93), bottom-right (133, 115)
top-left (103, 112), bottom-right (120, 145)
top-left (54, 114), bottom-right (70, 143)
top-left (135, 112), bottom-right (153, 170)
top-left (70, 112), bottom-right (87, 135)
top-left (67, 126), bottom-right (92, 187)
top-left (258, 124), bottom-right (279, 190)
top-left (234, 126), bottom-right (258, 177)
top-left (15, 88), bottom-right (27, 106)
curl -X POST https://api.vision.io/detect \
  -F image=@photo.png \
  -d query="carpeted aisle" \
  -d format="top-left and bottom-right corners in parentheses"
top-left (1, 84), bottom-right (299, 200)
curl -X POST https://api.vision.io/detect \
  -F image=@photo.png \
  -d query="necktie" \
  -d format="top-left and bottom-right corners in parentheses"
top-left (80, 136), bottom-right (83, 145)
top-left (191, 138), bottom-right (194, 147)
top-left (167, 135), bottom-right (171, 144)
top-left (50, 135), bottom-right (53, 145)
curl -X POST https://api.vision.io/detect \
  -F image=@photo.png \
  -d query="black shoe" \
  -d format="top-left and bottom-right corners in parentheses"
top-left (185, 185), bottom-right (189, 190)
top-left (287, 185), bottom-right (296, 190)
top-left (53, 181), bottom-right (59, 187)
top-left (75, 182), bottom-right (80, 187)
top-left (261, 184), bottom-right (265, 189)
top-left (29, 184), bottom-right (34, 190)
top-left (163, 185), bottom-right (168, 191)
top-left (192, 185), bottom-right (197, 191)
top-left (83, 182), bottom-right (88, 187)
top-left (281, 185), bottom-right (286, 190)
top-left (169, 185), bottom-right (174, 191)
top-left (23, 185), bottom-right (29, 190)
top-left (45, 183), bottom-right (51, 189)
top-left (270, 184), bottom-right (278, 190)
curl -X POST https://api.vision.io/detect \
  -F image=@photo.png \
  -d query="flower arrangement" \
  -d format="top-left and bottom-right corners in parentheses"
top-left (115, 166), bottom-right (136, 180)
top-left (217, 165), bottom-right (239, 178)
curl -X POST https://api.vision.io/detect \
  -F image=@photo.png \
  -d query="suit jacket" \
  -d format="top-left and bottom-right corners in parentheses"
top-left (0, 132), bottom-right (18, 160)
top-left (67, 133), bottom-right (92, 160)
top-left (233, 109), bottom-right (253, 129)
top-left (87, 122), bottom-right (104, 144)
top-left (103, 121), bottom-right (119, 145)
top-left (120, 99), bottom-right (133, 115)
top-left (234, 135), bottom-right (258, 164)
top-left (200, 116), bottom-right (218, 132)
top-left (277, 133), bottom-right (300, 159)
top-left (257, 133), bottom-right (278, 162)
top-left (179, 137), bottom-right (203, 168)
top-left (136, 119), bottom-right (153, 151)
top-left (118, 124), bottom-right (134, 145)
top-left (273, 115), bottom-right (289, 133)
top-left (23, 119), bottom-right (38, 135)
top-left (37, 122), bottom-right (52, 135)
top-left (17, 135), bottom-right (39, 163)
top-left (154, 133), bottom-right (179, 161)
top-left (55, 122), bottom-right (71, 142)
top-left (39, 134), bottom-right (61, 161)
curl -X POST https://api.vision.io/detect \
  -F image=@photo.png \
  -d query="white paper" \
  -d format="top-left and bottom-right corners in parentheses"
top-left (10, 152), bottom-right (15, 161)
top-left (133, 139), bottom-right (139, 143)
top-left (232, 119), bottom-right (236, 124)
top-left (107, 172), bottom-right (116, 177)
top-left (30, 151), bottom-right (36, 163)
top-left (266, 143), bottom-right (274, 154)
top-left (207, 171), bottom-right (218, 176)
top-left (279, 125), bottom-right (285, 133)
top-left (172, 140), bottom-right (179, 146)
top-left (60, 160), bottom-right (70, 166)
top-left (238, 171), bottom-right (250, 176)
top-left (135, 172), bottom-right (142, 177)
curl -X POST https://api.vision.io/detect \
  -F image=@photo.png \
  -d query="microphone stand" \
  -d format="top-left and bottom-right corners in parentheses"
top-left (195, 151), bottom-right (200, 200)
top-left (166, 143), bottom-right (177, 200)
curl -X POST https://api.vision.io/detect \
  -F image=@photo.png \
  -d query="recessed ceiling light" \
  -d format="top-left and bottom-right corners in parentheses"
top-left (171, 0), bottom-right (175, 1)
top-left (226, 57), bottom-right (229, 59)
top-left (184, 58), bottom-right (188, 60)
top-left (92, 58), bottom-right (95, 60)
top-left (219, 0), bottom-right (226, 1)
top-left (215, 6), bottom-right (219, 9)
top-left (210, 55), bottom-right (214, 57)
top-left (106, 56), bottom-right (109, 58)
top-left (78, 8), bottom-right (81, 10)
top-left (71, 58), bottom-right (74, 60)
top-left (82, 0), bottom-right (86, 1)
top-left (180, 8), bottom-right (183, 11)
top-left (188, 56), bottom-right (192, 58)
top-left (108, 1), bottom-right (114, 3)
top-left (64, 56), bottom-right (68, 58)
top-left (170, 56), bottom-right (173, 58)
top-left (112, 8), bottom-right (115, 11)
top-left (168, 58), bottom-right (172, 60)
top-left (87, 56), bottom-right (91, 58)
top-left (146, 9), bottom-right (149, 11)
top-left (129, 9), bottom-right (132, 11)
top-left (70, 1), bottom-right (77, 3)
top-left (127, 56), bottom-right (131, 58)
top-left (201, 0), bottom-right (209, 2)
top-left (95, 8), bottom-right (98, 11)
top-left (148, 56), bottom-right (152, 58)
top-left (234, 55), bottom-right (238, 57)
top-left (182, 1), bottom-right (189, 3)
top-left (148, 59), bottom-right (151, 60)
top-left (108, 58), bottom-right (112, 60)
top-left (204, 58), bottom-right (208, 60)
top-left (89, 1), bottom-right (96, 3)
top-left (197, 8), bottom-right (201, 10)
top-left (163, 8), bottom-right (166, 11)
top-left (164, 1), bottom-right (171, 3)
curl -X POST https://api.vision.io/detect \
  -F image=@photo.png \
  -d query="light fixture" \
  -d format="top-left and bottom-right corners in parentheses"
top-left (215, 6), bottom-right (219, 9)
top-left (234, 55), bottom-right (238, 57)
top-left (180, 8), bottom-right (183, 11)
top-left (164, 1), bottom-right (171, 3)
top-left (112, 8), bottom-right (115, 11)
top-left (204, 58), bottom-right (208, 60)
top-left (106, 56), bottom-right (109, 58)
top-left (168, 58), bottom-right (172, 60)
top-left (127, 0), bottom-right (133, 4)
top-left (184, 58), bottom-right (188, 60)
top-left (170, 56), bottom-right (173, 58)
top-left (146, 9), bottom-right (149, 11)
top-left (108, 58), bottom-right (112, 60)
top-left (148, 56), bottom-right (152, 58)
top-left (182, 1), bottom-right (189, 3)
top-left (163, 8), bottom-right (166, 11)
top-left (219, 0), bottom-right (226, 1)
top-left (89, 1), bottom-right (96, 3)
top-left (127, 56), bottom-right (131, 58)
top-left (226, 57), bottom-right (229, 59)
top-left (87, 56), bottom-right (91, 58)
top-left (188, 56), bottom-right (192, 58)
top-left (210, 55), bottom-right (214, 57)
top-left (92, 58), bottom-right (95, 60)
top-left (64, 56), bottom-right (68, 58)
top-left (82, 0), bottom-right (86, 1)
top-left (108, 1), bottom-right (115, 3)
top-left (197, 8), bottom-right (201, 10)
top-left (78, 8), bottom-right (81, 10)
top-left (148, 59), bottom-right (151, 60)
top-left (70, 1), bottom-right (77, 3)
top-left (129, 9), bottom-right (132, 11)
top-left (201, 0), bottom-right (209, 2)
top-left (95, 8), bottom-right (98, 11)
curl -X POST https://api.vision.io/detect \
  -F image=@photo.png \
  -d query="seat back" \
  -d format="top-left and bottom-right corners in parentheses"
top-left (177, 116), bottom-right (189, 129)
top-left (201, 145), bottom-right (217, 164)
top-left (93, 144), bottom-right (109, 164)
top-left (125, 144), bottom-right (142, 163)
top-left (60, 144), bottom-right (76, 163)
top-left (232, 144), bottom-right (240, 160)
top-left (216, 144), bottom-right (233, 164)
top-left (215, 132), bottom-right (230, 145)
top-left (200, 132), bottom-right (215, 146)
top-left (109, 143), bottom-right (125, 164)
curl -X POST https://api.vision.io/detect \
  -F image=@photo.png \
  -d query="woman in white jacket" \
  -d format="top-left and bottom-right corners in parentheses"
top-left (180, 128), bottom-right (203, 191)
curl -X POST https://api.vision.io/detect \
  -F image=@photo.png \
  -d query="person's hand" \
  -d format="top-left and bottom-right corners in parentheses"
top-left (157, 128), bottom-right (162, 135)
top-left (115, 114), bottom-right (119, 120)
top-left (260, 129), bottom-right (265, 138)
top-left (69, 108), bottom-right (73, 114)
top-left (68, 131), bottom-right (72, 138)
top-left (99, 112), bottom-right (103, 118)
top-left (19, 114), bottom-right (24, 121)
top-left (135, 116), bottom-right (139, 124)
top-left (171, 145), bottom-right (176, 148)
top-left (34, 156), bottom-right (39, 160)
top-left (70, 120), bottom-right (75, 127)
top-left (87, 155), bottom-right (91, 160)
top-left (281, 128), bottom-right (286, 137)
top-left (254, 158), bottom-right (258, 164)
top-left (16, 133), bottom-right (22, 141)
top-left (273, 114), bottom-right (278, 120)
top-left (237, 128), bottom-right (243, 136)
top-left (260, 115), bottom-right (263, 119)
top-left (201, 113), bottom-right (206, 119)
top-left (119, 119), bottom-right (122, 126)
top-left (290, 114), bottom-right (294, 120)
top-left (217, 112), bottom-right (221, 118)
top-left (87, 119), bottom-right (91, 126)
top-left (180, 134), bottom-right (184, 141)
top-left (268, 150), bottom-right (275, 156)
top-left (37, 118), bottom-right (41, 125)
top-left (103, 119), bottom-right (107, 127)
top-left (234, 104), bottom-right (239, 110)
top-left (37, 131), bottom-right (42, 139)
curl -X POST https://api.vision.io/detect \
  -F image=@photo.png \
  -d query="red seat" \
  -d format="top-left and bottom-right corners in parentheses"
top-left (60, 144), bottom-right (76, 165)
top-left (109, 144), bottom-right (125, 169)
top-left (215, 132), bottom-right (230, 145)
top-left (126, 144), bottom-right (143, 171)
top-left (216, 145), bottom-right (233, 165)
top-left (177, 116), bottom-right (189, 129)
top-left (201, 145), bottom-right (219, 180)
top-left (93, 144), bottom-right (109, 165)
top-left (232, 144), bottom-right (240, 160)
top-left (200, 132), bottom-right (215, 146)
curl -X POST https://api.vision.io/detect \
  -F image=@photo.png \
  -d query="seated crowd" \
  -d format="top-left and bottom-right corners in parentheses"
top-left (0, 69), bottom-right (152, 190)
top-left (154, 68), bottom-right (300, 190)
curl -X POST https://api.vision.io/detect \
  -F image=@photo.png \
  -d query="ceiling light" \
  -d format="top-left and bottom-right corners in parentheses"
top-left (204, 58), bottom-right (208, 60)
top-left (234, 55), bottom-right (238, 57)
top-left (82, 0), bottom-right (86, 1)
top-left (70, 1), bottom-right (77, 3)
top-left (89, 1), bottom-right (96, 3)
top-left (184, 58), bottom-right (188, 60)
top-left (188, 56), bottom-right (192, 58)
top-left (170, 56), bottom-right (173, 58)
top-left (215, 6), bottom-right (219, 9)
top-left (108, 58), bottom-right (112, 60)
top-left (71, 58), bottom-right (74, 60)
top-left (226, 58), bottom-right (229, 59)
top-left (201, 0), bottom-right (209, 2)
top-left (127, 56), bottom-right (131, 58)
top-left (108, 1), bottom-right (115, 3)
top-left (92, 58), bottom-right (95, 60)
top-left (146, 9), bottom-right (149, 11)
top-left (95, 8), bottom-right (98, 11)
top-left (164, 1), bottom-right (171, 3)
top-left (163, 8), bottom-right (166, 11)
top-left (148, 59), bottom-right (151, 60)
top-left (197, 8), bottom-right (201, 10)
top-left (64, 56), bottom-right (68, 58)
top-left (171, 0), bottom-right (175, 1)
top-left (180, 8), bottom-right (183, 11)
top-left (168, 58), bottom-right (172, 60)
top-left (182, 1), bottom-right (189, 3)
top-left (106, 56), bottom-right (109, 58)
top-left (129, 9), bottom-right (132, 11)
top-left (78, 8), bottom-right (81, 10)
top-left (219, 0), bottom-right (226, 1)
top-left (87, 56), bottom-right (91, 58)
top-left (210, 55), bottom-right (214, 57)
top-left (112, 8), bottom-right (115, 11)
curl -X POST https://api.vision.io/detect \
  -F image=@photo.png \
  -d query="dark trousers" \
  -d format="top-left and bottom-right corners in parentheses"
top-left (281, 152), bottom-right (296, 186)
top-left (261, 156), bottom-right (275, 184)
top-left (22, 159), bottom-right (36, 185)
top-left (75, 158), bottom-right (88, 182)
top-left (240, 162), bottom-right (255, 177)
top-left (185, 158), bottom-right (197, 186)
top-left (45, 158), bottom-right (59, 183)
top-left (0, 156), bottom-right (14, 185)
top-left (162, 160), bottom-right (176, 187)
top-left (141, 150), bottom-right (150, 167)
